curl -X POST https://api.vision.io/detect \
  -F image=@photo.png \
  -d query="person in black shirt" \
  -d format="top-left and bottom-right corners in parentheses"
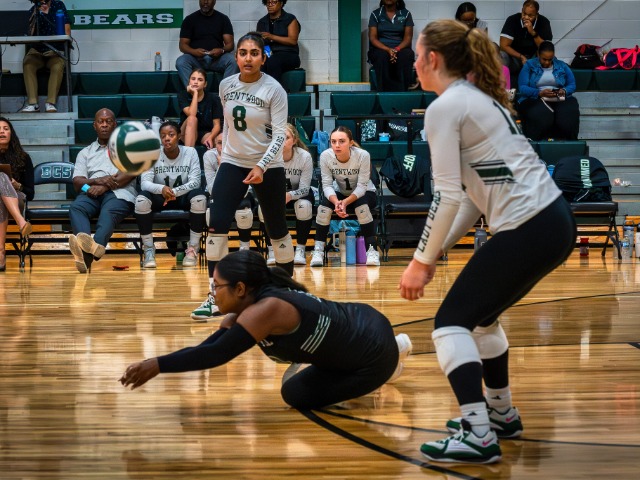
top-left (120, 250), bottom-right (412, 409)
top-left (175, 0), bottom-right (239, 88)
top-left (499, 1), bottom-right (552, 85)
top-left (367, 0), bottom-right (415, 91)
top-left (21, 0), bottom-right (71, 113)
top-left (256, 0), bottom-right (301, 86)
top-left (178, 68), bottom-right (223, 148)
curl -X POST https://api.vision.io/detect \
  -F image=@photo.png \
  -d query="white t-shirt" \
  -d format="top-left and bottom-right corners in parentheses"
top-left (319, 146), bottom-right (376, 200)
top-left (285, 147), bottom-right (313, 200)
top-left (219, 73), bottom-right (287, 171)
top-left (140, 145), bottom-right (201, 197)
top-left (414, 79), bottom-right (562, 265)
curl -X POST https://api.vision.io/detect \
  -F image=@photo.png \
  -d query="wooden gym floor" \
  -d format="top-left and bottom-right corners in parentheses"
top-left (0, 247), bottom-right (638, 479)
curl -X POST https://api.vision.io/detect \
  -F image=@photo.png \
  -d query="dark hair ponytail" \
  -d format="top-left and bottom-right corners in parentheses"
top-left (216, 250), bottom-right (307, 293)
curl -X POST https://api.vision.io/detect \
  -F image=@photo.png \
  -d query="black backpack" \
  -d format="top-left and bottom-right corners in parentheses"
top-left (570, 44), bottom-right (604, 69)
top-left (380, 142), bottom-right (432, 199)
top-left (552, 155), bottom-right (612, 202)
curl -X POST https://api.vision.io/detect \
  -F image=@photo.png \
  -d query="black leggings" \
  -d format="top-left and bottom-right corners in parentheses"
top-left (209, 163), bottom-right (289, 241)
top-left (280, 305), bottom-right (398, 410)
top-left (435, 196), bottom-right (576, 331)
top-left (315, 191), bottom-right (378, 248)
top-left (518, 96), bottom-right (580, 141)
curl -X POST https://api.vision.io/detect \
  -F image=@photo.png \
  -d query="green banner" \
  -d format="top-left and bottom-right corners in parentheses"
top-left (71, 9), bottom-right (182, 29)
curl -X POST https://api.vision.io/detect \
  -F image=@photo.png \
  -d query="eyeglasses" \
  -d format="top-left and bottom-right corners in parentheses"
top-left (212, 283), bottom-right (232, 295)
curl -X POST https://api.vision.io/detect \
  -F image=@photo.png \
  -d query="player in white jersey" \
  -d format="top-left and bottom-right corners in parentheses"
top-left (398, 20), bottom-right (576, 464)
top-left (259, 123), bottom-right (314, 266)
top-left (310, 126), bottom-right (380, 267)
top-left (134, 121), bottom-right (206, 268)
top-left (195, 32), bottom-right (294, 320)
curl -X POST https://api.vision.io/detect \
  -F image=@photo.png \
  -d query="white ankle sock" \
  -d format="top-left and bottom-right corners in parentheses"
top-left (461, 401), bottom-right (491, 437)
top-left (141, 234), bottom-right (154, 248)
top-left (486, 386), bottom-right (512, 411)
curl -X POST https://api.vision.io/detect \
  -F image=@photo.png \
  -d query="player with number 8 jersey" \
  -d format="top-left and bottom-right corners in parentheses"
top-left (193, 32), bottom-right (295, 322)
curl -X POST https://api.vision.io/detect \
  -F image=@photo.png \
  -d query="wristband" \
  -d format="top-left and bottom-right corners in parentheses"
top-left (394, 46), bottom-right (401, 52)
top-left (81, 184), bottom-right (90, 193)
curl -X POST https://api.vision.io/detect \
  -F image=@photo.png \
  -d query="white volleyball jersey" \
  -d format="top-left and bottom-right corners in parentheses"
top-left (202, 148), bottom-right (220, 193)
top-left (140, 145), bottom-right (201, 197)
top-left (285, 147), bottom-right (313, 200)
top-left (414, 79), bottom-right (562, 264)
top-left (319, 146), bottom-right (376, 200)
top-left (219, 73), bottom-right (287, 171)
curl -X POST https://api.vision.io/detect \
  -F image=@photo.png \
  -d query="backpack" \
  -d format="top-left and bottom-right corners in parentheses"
top-left (552, 155), bottom-right (612, 203)
top-left (597, 46), bottom-right (640, 70)
top-left (380, 143), bottom-right (432, 199)
top-left (570, 44), bottom-right (604, 69)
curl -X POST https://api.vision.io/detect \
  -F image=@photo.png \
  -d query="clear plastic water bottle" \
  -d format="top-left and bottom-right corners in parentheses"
top-left (339, 227), bottom-right (346, 264)
top-left (154, 52), bottom-right (162, 71)
top-left (55, 10), bottom-right (66, 35)
top-left (579, 237), bottom-right (589, 257)
top-left (623, 224), bottom-right (634, 249)
top-left (264, 45), bottom-right (272, 58)
top-left (621, 238), bottom-right (631, 261)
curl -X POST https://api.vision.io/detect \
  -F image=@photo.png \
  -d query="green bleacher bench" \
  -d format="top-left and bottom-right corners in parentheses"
top-left (281, 69), bottom-right (306, 93)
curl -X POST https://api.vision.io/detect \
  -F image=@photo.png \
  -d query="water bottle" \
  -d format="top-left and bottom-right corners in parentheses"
top-left (579, 237), bottom-right (589, 257)
top-left (623, 224), bottom-right (634, 250)
top-left (621, 238), bottom-right (631, 261)
top-left (346, 232), bottom-right (356, 265)
top-left (55, 10), bottom-right (65, 35)
top-left (635, 224), bottom-right (640, 258)
top-left (339, 227), bottom-right (346, 264)
top-left (474, 225), bottom-right (488, 251)
top-left (356, 236), bottom-right (367, 264)
top-left (154, 52), bottom-right (162, 71)
top-left (264, 45), bottom-right (272, 58)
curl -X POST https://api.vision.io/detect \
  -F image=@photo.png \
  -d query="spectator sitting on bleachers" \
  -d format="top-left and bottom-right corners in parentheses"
top-left (455, 2), bottom-right (488, 34)
top-left (135, 121), bottom-right (206, 269)
top-left (260, 123), bottom-right (314, 267)
top-left (175, 0), bottom-right (239, 88)
top-left (20, 0), bottom-right (71, 113)
top-left (500, 1), bottom-right (552, 87)
top-left (0, 117), bottom-right (33, 271)
top-left (367, 1), bottom-right (415, 92)
top-left (310, 126), bottom-right (380, 268)
top-left (517, 41), bottom-right (580, 141)
top-left (179, 68), bottom-right (223, 148)
top-left (256, 0), bottom-right (301, 86)
top-left (68, 108), bottom-right (137, 274)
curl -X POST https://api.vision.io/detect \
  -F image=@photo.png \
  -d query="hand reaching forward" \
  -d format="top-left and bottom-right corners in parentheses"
top-left (119, 358), bottom-right (160, 390)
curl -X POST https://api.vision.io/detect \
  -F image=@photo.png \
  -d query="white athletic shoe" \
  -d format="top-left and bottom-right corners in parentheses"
top-left (142, 245), bottom-right (157, 268)
top-left (388, 333), bottom-right (412, 383)
top-left (182, 246), bottom-right (198, 267)
top-left (239, 241), bottom-right (250, 251)
top-left (447, 406), bottom-right (523, 439)
top-left (310, 248), bottom-right (324, 267)
top-left (20, 103), bottom-right (39, 113)
top-left (420, 420), bottom-right (502, 464)
top-left (45, 102), bottom-right (58, 113)
top-left (190, 294), bottom-right (222, 321)
top-left (365, 245), bottom-right (380, 266)
top-left (294, 245), bottom-right (306, 265)
top-left (266, 246), bottom-right (276, 266)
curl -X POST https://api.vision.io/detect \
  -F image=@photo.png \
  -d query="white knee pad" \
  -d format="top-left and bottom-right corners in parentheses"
top-left (134, 195), bottom-right (152, 215)
top-left (205, 234), bottom-right (229, 261)
top-left (235, 207), bottom-right (254, 230)
top-left (271, 234), bottom-right (294, 264)
top-left (432, 326), bottom-right (481, 377)
top-left (315, 205), bottom-right (332, 226)
top-left (294, 199), bottom-right (313, 221)
top-left (190, 194), bottom-right (207, 214)
top-left (257, 205), bottom-right (264, 223)
top-left (472, 321), bottom-right (509, 360)
top-left (355, 204), bottom-right (373, 224)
